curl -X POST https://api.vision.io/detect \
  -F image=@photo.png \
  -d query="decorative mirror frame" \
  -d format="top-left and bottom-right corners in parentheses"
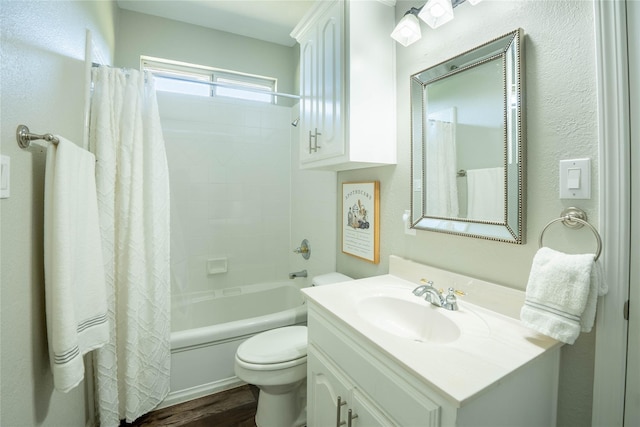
top-left (410, 28), bottom-right (525, 244)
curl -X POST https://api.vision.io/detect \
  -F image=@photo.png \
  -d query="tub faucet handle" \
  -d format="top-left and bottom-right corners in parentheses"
top-left (293, 239), bottom-right (311, 260)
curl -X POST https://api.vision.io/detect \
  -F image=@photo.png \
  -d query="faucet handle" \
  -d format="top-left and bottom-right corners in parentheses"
top-left (438, 287), bottom-right (466, 297)
top-left (293, 239), bottom-right (311, 260)
top-left (419, 278), bottom-right (434, 286)
top-left (443, 287), bottom-right (459, 311)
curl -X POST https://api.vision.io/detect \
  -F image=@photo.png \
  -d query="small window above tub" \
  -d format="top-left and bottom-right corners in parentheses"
top-left (141, 56), bottom-right (277, 103)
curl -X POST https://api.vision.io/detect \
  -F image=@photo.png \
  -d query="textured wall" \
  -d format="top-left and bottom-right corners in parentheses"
top-left (0, 2), bottom-right (117, 425)
top-left (338, 1), bottom-right (599, 426)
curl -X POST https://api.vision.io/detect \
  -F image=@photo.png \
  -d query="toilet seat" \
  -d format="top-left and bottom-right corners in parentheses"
top-left (235, 355), bottom-right (307, 371)
top-left (236, 326), bottom-right (307, 369)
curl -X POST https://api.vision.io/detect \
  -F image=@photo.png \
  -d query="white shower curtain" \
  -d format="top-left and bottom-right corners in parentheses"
top-left (425, 119), bottom-right (459, 218)
top-left (89, 66), bottom-right (171, 426)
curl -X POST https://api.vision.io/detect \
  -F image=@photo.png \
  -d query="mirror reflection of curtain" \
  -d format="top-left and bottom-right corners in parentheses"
top-left (425, 116), bottom-right (459, 218)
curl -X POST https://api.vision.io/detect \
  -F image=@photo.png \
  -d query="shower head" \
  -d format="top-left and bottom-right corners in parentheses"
top-left (291, 117), bottom-right (300, 127)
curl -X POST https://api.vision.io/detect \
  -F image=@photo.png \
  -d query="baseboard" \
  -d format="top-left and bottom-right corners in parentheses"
top-left (156, 376), bottom-right (246, 410)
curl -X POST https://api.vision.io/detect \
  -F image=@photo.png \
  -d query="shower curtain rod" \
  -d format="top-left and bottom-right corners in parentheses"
top-left (91, 63), bottom-right (300, 100)
top-left (152, 71), bottom-right (301, 100)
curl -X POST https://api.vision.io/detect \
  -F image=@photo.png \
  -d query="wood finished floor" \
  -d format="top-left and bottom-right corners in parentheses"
top-left (121, 385), bottom-right (259, 427)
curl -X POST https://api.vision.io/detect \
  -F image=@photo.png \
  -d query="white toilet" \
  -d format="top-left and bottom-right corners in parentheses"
top-left (234, 272), bottom-right (353, 427)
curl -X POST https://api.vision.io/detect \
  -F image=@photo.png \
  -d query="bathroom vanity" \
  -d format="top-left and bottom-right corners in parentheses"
top-left (302, 256), bottom-right (562, 426)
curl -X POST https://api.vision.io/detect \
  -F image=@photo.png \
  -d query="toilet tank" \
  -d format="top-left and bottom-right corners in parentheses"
top-left (311, 272), bottom-right (353, 286)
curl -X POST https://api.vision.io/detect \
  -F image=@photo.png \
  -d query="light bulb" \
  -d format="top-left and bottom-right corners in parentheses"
top-left (391, 12), bottom-right (422, 47)
top-left (418, 0), bottom-right (454, 29)
top-left (430, 4), bottom-right (445, 17)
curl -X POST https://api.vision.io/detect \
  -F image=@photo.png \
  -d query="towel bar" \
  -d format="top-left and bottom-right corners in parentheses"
top-left (538, 207), bottom-right (602, 261)
top-left (16, 124), bottom-right (60, 149)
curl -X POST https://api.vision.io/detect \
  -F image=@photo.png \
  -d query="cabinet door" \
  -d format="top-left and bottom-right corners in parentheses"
top-left (350, 389), bottom-right (395, 427)
top-left (308, 348), bottom-right (351, 427)
top-left (315, 0), bottom-right (344, 160)
top-left (299, 32), bottom-right (318, 164)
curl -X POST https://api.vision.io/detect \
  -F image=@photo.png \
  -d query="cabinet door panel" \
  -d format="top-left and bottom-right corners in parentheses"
top-left (300, 35), bottom-right (317, 163)
top-left (351, 389), bottom-right (395, 427)
top-left (308, 348), bottom-right (350, 427)
top-left (317, 2), bottom-right (344, 159)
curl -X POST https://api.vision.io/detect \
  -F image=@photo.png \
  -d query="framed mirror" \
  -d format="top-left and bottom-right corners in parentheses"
top-left (410, 29), bottom-right (525, 244)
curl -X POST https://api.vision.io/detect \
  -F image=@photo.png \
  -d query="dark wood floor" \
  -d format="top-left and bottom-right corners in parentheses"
top-left (122, 385), bottom-right (259, 427)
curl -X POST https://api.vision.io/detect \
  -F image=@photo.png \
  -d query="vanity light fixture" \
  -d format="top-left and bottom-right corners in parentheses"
top-left (390, 7), bottom-right (422, 47)
top-left (392, 0), bottom-right (483, 46)
top-left (418, 0), bottom-right (455, 29)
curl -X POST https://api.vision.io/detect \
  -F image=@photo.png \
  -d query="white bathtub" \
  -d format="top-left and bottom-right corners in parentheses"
top-left (161, 281), bottom-right (307, 408)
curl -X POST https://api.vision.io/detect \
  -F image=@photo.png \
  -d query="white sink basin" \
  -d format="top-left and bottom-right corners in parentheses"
top-left (302, 261), bottom-right (562, 405)
top-left (357, 295), bottom-right (461, 343)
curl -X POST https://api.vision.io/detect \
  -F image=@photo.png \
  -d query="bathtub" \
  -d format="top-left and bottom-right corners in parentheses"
top-left (160, 281), bottom-right (307, 408)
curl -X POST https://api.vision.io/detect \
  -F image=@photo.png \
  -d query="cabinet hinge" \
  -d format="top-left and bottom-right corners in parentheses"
top-left (624, 300), bottom-right (630, 320)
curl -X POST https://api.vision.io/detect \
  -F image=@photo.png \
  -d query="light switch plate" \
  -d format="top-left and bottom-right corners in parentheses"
top-left (403, 209), bottom-right (416, 235)
top-left (0, 155), bottom-right (9, 199)
top-left (560, 158), bottom-right (590, 199)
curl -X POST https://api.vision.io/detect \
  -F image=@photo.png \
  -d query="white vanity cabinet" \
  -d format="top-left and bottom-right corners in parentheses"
top-left (303, 259), bottom-right (563, 427)
top-left (291, 0), bottom-right (396, 171)
top-left (308, 350), bottom-right (396, 427)
top-left (308, 308), bottom-right (440, 426)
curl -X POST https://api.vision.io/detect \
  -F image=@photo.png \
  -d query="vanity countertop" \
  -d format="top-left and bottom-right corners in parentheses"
top-left (302, 266), bottom-right (561, 407)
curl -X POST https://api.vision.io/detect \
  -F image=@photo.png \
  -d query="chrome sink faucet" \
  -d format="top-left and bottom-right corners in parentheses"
top-left (412, 279), bottom-right (459, 311)
top-left (412, 280), bottom-right (444, 306)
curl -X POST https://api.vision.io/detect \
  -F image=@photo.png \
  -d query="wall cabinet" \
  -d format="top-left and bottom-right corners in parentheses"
top-left (291, 0), bottom-right (396, 171)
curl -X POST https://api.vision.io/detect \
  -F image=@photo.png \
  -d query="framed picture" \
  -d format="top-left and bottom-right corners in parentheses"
top-left (342, 181), bottom-right (380, 264)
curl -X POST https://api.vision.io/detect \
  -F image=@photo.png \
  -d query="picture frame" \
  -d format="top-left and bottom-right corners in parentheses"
top-left (342, 181), bottom-right (380, 264)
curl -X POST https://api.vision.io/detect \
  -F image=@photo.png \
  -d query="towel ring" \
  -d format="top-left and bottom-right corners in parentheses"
top-left (538, 207), bottom-right (602, 261)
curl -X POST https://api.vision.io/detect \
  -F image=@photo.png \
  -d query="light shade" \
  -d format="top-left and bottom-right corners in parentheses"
top-left (418, 0), bottom-right (454, 29)
top-left (467, 0), bottom-right (483, 4)
top-left (391, 12), bottom-right (422, 47)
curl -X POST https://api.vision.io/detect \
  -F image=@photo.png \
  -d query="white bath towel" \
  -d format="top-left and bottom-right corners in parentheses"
top-left (44, 136), bottom-right (109, 392)
top-left (520, 247), bottom-right (607, 344)
top-left (467, 167), bottom-right (504, 222)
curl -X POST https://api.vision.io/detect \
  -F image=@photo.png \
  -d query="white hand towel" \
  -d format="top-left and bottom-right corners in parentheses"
top-left (44, 136), bottom-right (109, 392)
top-left (520, 247), bottom-right (607, 345)
top-left (580, 258), bottom-right (607, 333)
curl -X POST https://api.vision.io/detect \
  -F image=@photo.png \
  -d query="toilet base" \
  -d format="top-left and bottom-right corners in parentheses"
top-left (254, 379), bottom-right (306, 427)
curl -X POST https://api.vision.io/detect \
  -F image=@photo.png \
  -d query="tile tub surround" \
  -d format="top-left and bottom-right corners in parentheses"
top-left (158, 92), bottom-right (293, 294)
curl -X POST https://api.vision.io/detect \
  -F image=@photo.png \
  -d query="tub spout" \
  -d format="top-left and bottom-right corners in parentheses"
top-left (289, 270), bottom-right (307, 279)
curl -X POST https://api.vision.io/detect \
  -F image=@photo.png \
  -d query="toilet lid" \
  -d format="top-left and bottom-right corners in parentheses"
top-left (237, 326), bottom-right (307, 364)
